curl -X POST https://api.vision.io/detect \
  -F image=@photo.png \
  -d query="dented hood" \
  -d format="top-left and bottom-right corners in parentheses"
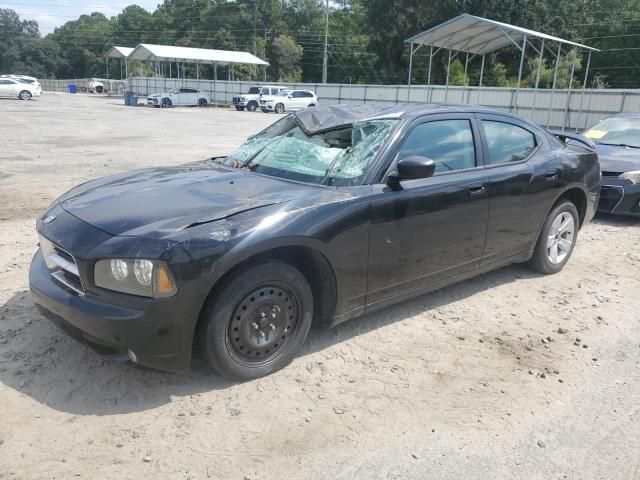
top-left (58, 162), bottom-right (309, 238)
top-left (293, 104), bottom-right (393, 135)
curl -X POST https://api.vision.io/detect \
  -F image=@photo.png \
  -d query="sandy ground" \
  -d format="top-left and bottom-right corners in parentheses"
top-left (1, 94), bottom-right (639, 480)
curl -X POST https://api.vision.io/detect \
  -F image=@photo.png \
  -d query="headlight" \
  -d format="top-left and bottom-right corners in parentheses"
top-left (620, 170), bottom-right (640, 184)
top-left (94, 259), bottom-right (177, 298)
top-left (240, 97), bottom-right (245, 101)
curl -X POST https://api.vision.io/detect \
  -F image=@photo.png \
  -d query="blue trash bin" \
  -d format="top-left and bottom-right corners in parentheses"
top-left (68, 84), bottom-right (76, 94)
top-left (130, 95), bottom-right (138, 106)
top-left (123, 91), bottom-right (133, 106)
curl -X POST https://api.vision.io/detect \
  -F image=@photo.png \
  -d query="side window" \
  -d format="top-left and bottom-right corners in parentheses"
top-left (292, 91), bottom-right (303, 98)
top-left (302, 91), bottom-right (313, 97)
top-left (482, 121), bottom-right (537, 165)
top-left (0, 80), bottom-right (11, 84)
top-left (397, 119), bottom-right (476, 174)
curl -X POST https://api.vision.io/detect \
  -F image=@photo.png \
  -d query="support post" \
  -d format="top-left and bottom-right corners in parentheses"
top-left (562, 52), bottom-right (577, 130)
top-left (546, 43), bottom-right (562, 128)
top-left (478, 54), bottom-right (485, 104)
top-left (463, 51), bottom-right (469, 103)
top-left (577, 50), bottom-right (592, 129)
top-left (197, 63), bottom-right (199, 80)
top-left (408, 41), bottom-right (414, 91)
top-left (213, 62), bottom-right (217, 107)
top-left (531, 38), bottom-right (545, 121)
top-left (322, 0), bottom-right (329, 83)
top-left (444, 49), bottom-right (452, 102)
top-left (427, 45), bottom-right (433, 103)
top-left (514, 35), bottom-right (527, 113)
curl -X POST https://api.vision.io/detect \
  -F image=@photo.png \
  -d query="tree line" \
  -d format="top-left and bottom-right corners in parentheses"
top-left (1, 0), bottom-right (639, 88)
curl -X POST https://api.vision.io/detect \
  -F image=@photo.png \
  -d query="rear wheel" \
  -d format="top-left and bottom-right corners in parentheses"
top-left (528, 200), bottom-right (579, 274)
top-left (246, 101), bottom-right (258, 112)
top-left (200, 261), bottom-right (313, 380)
top-left (19, 90), bottom-right (32, 101)
top-left (161, 98), bottom-right (172, 108)
top-left (198, 98), bottom-right (208, 107)
top-left (274, 103), bottom-right (285, 114)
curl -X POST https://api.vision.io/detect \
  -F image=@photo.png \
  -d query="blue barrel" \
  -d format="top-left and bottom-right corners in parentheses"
top-left (68, 84), bottom-right (76, 94)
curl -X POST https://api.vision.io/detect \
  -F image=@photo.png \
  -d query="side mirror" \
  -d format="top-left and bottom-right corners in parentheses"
top-left (288, 94), bottom-right (293, 99)
top-left (387, 156), bottom-right (436, 190)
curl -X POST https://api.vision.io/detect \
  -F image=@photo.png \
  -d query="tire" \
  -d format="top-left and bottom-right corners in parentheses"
top-left (200, 261), bottom-right (313, 380)
top-left (19, 90), bottom-right (32, 101)
top-left (246, 101), bottom-right (258, 112)
top-left (235, 106), bottom-right (245, 111)
top-left (198, 98), bottom-right (208, 107)
top-left (274, 103), bottom-right (285, 114)
top-left (161, 98), bottom-right (172, 108)
top-left (528, 200), bottom-right (579, 274)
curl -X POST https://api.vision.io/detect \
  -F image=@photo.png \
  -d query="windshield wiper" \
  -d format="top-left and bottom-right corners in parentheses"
top-left (597, 142), bottom-right (640, 149)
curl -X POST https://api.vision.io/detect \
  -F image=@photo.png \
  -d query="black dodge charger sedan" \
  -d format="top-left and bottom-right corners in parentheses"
top-left (583, 112), bottom-right (640, 216)
top-left (29, 104), bottom-right (600, 380)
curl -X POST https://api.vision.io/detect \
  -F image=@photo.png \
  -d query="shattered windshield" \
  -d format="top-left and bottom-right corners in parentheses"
top-left (213, 115), bottom-right (397, 185)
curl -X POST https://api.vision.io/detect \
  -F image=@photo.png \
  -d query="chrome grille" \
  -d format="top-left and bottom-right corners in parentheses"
top-left (39, 235), bottom-right (84, 295)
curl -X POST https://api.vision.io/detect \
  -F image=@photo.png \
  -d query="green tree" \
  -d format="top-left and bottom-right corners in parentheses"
top-left (270, 35), bottom-right (303, 82)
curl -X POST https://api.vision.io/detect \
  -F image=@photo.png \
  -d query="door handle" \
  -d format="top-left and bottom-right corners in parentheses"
top-left (467, 182), bottom-right (487, 195)
top-left (545, 170), bottom-right (559, 181)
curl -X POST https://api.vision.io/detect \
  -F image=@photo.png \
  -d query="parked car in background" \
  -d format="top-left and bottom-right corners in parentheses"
top-left (146, 88), bottom-right (210, 108)
top-left (30, 104), bottom-right (600, 381)
top-left (233, 85), bottom-right (287, 111)
top-left (582, 113), bottom-right (640, 217)
top-left (88, 79), bottom-right (104, 94)
top-left (262, 89), bottom-right (318, 113)
top-left (0, 76), bottom-right (42, 100)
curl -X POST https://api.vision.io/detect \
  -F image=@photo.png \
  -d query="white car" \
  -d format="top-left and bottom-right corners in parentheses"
top-left (146, 88), bottom-right (210, 108)
top-left (89, 79), bottom-right (104, 94)
top-left (0, 76), bottom-right (42, 100)
top-left (232, 85), bottom-right (288, 112)
top-left (262, 89), bottom-right (318, 113)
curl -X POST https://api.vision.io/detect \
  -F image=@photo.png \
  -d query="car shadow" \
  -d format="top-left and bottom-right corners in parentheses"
top-left (0, 264), bottom-right (539, 416)
top-left (592, 212), bottom-right (640, 226)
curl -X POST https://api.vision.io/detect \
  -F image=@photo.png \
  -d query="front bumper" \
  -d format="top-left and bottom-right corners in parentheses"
top-left (147, 97), bottom-right (159, 105)
top-left (29, 249), bottom-right (192, 372)
top-left (232, 98), bottom-right (247, 107)
top-left (598, 178), bottom-right (640, 216)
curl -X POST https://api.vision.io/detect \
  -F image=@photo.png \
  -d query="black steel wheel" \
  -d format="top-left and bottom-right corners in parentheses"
top-left (200, 261), bottom-right (313, 380)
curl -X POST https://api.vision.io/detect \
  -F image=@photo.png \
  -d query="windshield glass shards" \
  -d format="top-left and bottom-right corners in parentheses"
top-left (213, 115), bottom-right (397, 185)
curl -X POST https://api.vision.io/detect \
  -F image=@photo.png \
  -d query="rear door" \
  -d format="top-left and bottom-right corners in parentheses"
top-left (366, 114), bottom-right (490, 304)
top-left (182, 88), bottom-right (198, 105)
top-left (0, 79), bottom-right (18, 97)
top-left (475, 113), bottom-right (562, 263)
top-left (289, 91), bottom-right (307, 110)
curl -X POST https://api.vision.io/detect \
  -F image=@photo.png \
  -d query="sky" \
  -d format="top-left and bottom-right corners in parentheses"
top-left (1, 0), bottom-right (162, 35)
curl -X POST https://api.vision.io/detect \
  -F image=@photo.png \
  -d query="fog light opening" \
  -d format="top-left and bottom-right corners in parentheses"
top-left (128, 349), bottom-right (138, 364)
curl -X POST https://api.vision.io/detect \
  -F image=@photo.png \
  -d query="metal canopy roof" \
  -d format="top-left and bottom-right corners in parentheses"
top-left (405, 14), bottom-right (598, 55)
top-left (106, 46), bottom-right (134, 59)
top-left (128, 43), bottom-right (269, 66)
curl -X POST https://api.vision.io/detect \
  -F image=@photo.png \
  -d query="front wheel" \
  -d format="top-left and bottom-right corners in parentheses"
top-left (161, 98), bottom-right (172, 108)
top-left (246, 101), bottom-right (258, 112)
top-left (528, 200), bottom-right (579, 274)
top-left (200, 261), bottom-right (313, 380)
top-left (198, 98), bottom-right (208, 107)
top-left (274, 103), bottom-right (285, 114)
top-left (19, 90), bottom-right (32, 100)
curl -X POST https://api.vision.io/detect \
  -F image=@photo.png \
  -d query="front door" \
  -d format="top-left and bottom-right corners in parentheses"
top-left (366, 115), bottom-right (490, 305)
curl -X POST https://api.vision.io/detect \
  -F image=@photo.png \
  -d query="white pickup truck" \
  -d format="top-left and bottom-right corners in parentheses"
top-left (232, 85), bottom-right (288, 112)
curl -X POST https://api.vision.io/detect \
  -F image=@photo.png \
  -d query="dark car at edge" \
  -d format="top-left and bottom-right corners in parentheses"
top-left (29, 104), bottom-right (601, 380)
top-left (582, 112), bottom-right (640, 217)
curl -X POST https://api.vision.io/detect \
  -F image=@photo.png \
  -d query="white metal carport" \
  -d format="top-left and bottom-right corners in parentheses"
top-left (127, 43), bottom-right (269, 81)
top-left (105, 46), bottom-right (134, 79)
top-left (405, 14), bottom-right (598, 127)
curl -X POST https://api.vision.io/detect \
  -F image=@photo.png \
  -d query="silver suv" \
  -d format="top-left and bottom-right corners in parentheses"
top-left (232, 85), bottom-right (287, 112)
